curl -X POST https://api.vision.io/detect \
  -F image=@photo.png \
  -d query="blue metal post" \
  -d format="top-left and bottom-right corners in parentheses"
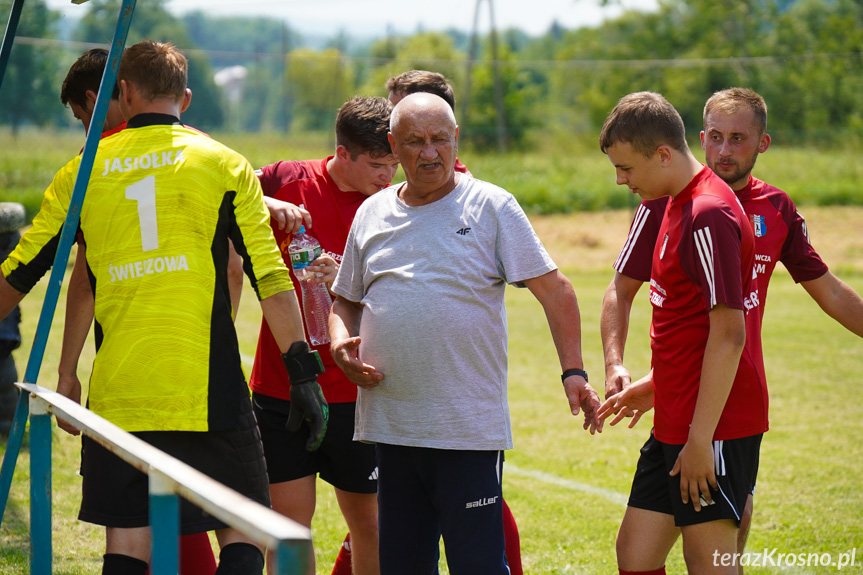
top-left (0, 0), bottom-right (25, 91)
top-left (0, 0), bottom-right (137, 522)
top-left (29, 398), bottom-right (52, 575)
top-left (149, 471), bottom-right (179, 575)
top-left (21, 0), bottom-right (136, 387)
top-left (273, 541), bottom-right (309, 575)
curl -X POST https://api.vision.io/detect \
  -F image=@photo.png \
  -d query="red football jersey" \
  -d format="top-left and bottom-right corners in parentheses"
top-left (648, 168), bottom-right (767, 443)
top-left (250, 157), bottom-right (366, 403)
top-left (615, 175), bottom-right (827, 315)
top-left (256, 159), bottom-right (326, 198)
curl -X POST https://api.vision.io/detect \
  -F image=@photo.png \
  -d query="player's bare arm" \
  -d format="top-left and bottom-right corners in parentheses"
top-left (0, 272), bottom-right (25, 321)
top-left (261, 289), bottom-right (329, 451)
top-left (259, 289), bottom-right (307, 351)
top-left (801, 271), bottom-right (863, 337)
top-left (522, 269), bottom-right (602, 433)
top-left (671, 304), bottom-right (745, 512)
top-left (600, 271), bottom-right (644, 398)
top-left (56, 247), bottom-right (93, 435)
top-left (329, 295), bottom-right (384, 389)
top-left (226, 241), bottom-right (243, 318)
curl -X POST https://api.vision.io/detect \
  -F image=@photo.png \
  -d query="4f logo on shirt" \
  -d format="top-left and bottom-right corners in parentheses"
top-left (456, 227), bottom-right (471, 235)
top-left (750, 214), bottom-right (766, 237)
top-left (659, 234), bottom-right (669, 259)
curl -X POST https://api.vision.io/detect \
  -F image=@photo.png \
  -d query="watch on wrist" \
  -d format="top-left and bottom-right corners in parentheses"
top-left (561, 368), bottom-right (588, 383)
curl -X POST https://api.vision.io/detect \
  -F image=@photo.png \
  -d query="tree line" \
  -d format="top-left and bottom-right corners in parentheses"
top-left (2, 0), bottom-right (862, 150)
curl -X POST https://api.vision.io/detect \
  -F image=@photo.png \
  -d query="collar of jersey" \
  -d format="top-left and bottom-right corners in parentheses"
top-left (673, 165), bottom-right (711, 205)
top-left (126, 113), bottom-right (183, 129)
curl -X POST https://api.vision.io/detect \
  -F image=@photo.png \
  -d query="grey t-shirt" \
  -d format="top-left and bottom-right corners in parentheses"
top-left (332, 176), bottom-right (556, 450)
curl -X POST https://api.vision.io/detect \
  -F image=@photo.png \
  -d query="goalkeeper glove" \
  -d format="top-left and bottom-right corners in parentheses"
top-left (282, 341), bottom-right (328, 451)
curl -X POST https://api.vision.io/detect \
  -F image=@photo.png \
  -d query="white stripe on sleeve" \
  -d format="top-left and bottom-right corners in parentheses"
top-left (694, 227), bottom-right (716, 306)
top-left (614, 204), bottom-right (651, 271)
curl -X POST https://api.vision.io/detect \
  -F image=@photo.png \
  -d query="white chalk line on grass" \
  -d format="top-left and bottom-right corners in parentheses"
top-left (505, 463), bottom-right (628, 506)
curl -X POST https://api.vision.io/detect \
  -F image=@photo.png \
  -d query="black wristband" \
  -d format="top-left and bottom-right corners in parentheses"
top-left (282, 341), bottom-right (324, 385)
top-left (561, 368), bottom-right (588, 383)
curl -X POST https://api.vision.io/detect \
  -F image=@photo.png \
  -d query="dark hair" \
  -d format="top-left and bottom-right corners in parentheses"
top-left (118, 40), bottom-right (187, 102)
top-left (704, 88), bottom-right (768, 136)
top-left (60, 48), bottom-right (120, 108)
top-left (599, 91), bottom-right (688, 157)
top-left (336, 96), bottom-right (393, 159)
top-left (386, 70), bottom-right (456, 112)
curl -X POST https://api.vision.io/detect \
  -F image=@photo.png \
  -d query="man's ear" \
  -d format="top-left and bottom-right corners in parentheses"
top-left (656, 144), bottom-right (673, 167)
top-left (180, 88), bottom-right (192, 113)
top-left (335, 144), bottom-right (351, 162)
top-left (119, 79), bottom-right (133, 107)
top-left (758, 133), bottom-right (771, 154)
top-left (84, 89), bottom-right (98, 112)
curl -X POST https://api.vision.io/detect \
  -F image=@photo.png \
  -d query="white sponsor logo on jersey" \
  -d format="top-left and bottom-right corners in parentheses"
top-left (101, 149), bottom-right (185, 176)
top-left (108, 254), bottom-right (189, 283)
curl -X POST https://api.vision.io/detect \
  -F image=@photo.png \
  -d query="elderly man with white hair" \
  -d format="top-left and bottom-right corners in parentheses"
top-left (328, 93), bottom-right (601, 574)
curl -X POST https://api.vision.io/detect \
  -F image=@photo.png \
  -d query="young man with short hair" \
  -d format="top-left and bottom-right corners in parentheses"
top-left (0, 40), bottom-right (325, 575)
top-left (251, 96), bottom-right (398, 575)
top-left (60, 47), bottom-right (126, 137)
top-left (599, 88), bottom-right (863, 572)
top-left (55, 47), bottom-right (219, 575)
top-left (599, 91), bottom-right (766, 574)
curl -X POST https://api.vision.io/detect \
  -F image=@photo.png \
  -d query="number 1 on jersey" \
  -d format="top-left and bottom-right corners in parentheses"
top-left (126, 175), bottom-right (159, 252)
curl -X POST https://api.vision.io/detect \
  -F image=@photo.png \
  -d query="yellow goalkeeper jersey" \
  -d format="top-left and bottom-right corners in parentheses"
top-left (1, 114), bottom-right (293, 432)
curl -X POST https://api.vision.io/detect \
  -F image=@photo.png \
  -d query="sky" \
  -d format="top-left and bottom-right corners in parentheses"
top-left (45, 0), bottom-right (659, 38)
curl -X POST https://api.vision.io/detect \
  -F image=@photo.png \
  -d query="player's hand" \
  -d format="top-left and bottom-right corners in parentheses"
top-left (563, 374), bottom-right (603, 434)
top-left (330, 336), bottom-right (384, 389)
top-left (55, 372), bottom-right (82, 435)
top-left (604, 362), bottom-right (632, 399)
top-left (670, 438), bottom-right (717, 512)
top-left (263, 196), bottom-right (312, 234)
top-left (597, 372), bottom-right (654, 428)
top-left (305, 254), bottom-right (339, 286)
top-left (286, 380), bottom-right (329, 451)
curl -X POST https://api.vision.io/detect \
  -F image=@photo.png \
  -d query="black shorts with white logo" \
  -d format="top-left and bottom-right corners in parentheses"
top-left (252, 393), bottom-right (377, 494)
top-left (376, 444), bottom-right (509, 575)
top-left (628, 429), bottom-right (762, 527)
top-left (78, 397), bottom-right (270, 534)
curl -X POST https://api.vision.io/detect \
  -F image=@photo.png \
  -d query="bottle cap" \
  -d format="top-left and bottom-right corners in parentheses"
top-left (297, 225), bottom-right (306, 234)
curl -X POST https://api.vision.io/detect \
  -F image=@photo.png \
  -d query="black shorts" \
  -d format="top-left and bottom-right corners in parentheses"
top-left (252, 393), bottom-right (376, 494)
top-left (78, 398), bottom-right (270, 534)
top-left (628, 429), bottom-right (762, 527)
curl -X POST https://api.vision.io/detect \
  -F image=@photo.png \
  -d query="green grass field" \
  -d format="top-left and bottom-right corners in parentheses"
top-left (1, 205), bottom-right (861, 573)
top-left (4, 127), bottom-right (863, 221)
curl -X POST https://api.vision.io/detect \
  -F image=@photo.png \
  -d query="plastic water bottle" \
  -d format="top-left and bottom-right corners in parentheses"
top-left (288, 226), bottom-right (332, 346)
